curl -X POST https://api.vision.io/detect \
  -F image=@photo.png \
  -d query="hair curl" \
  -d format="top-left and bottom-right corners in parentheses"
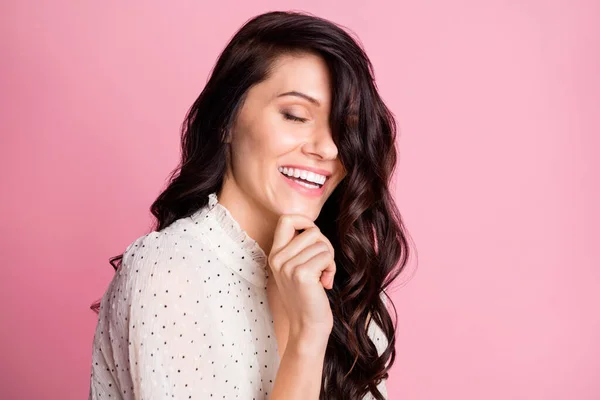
top-left (91, 10), bottom-right (414, 399)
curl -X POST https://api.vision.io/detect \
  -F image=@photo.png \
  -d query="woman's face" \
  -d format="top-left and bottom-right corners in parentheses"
top-left (223, 52), bottom-right (346, 222)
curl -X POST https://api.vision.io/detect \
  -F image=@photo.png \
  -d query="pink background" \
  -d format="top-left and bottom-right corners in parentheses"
top-left (1, 1), bottom-right (598, 399)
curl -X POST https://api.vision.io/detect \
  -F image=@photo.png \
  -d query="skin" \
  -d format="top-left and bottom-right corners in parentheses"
top-left (217, 51), bottom-right (346, 258)
top-left (216, 51), bottom-right (347, 398)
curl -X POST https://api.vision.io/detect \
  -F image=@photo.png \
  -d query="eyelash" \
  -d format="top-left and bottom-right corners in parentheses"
top-left (282, 112), bottom-right (308, 123)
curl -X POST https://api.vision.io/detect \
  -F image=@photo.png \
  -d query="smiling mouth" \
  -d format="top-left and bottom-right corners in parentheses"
top-left (279, 170), bottom-right (325, 189)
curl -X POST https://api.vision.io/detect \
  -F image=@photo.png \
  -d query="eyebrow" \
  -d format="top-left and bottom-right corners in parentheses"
top-left (276, 91), bottom-right (321, 107)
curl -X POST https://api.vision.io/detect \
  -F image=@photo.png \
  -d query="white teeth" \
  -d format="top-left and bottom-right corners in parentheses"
top-left (295, 180), bottom-right (320, 189)
top-left (278, 167), bottom-right (327, 185)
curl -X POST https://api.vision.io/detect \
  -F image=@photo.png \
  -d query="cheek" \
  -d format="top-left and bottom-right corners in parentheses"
top-left (233, 110), bottom-right (302, 164)
top-left (229, 128), bottom-right (288, 172)
top-left (332, 158), bottom-right (346, 178)
top-left (257, 118), bottom-right (300, 156)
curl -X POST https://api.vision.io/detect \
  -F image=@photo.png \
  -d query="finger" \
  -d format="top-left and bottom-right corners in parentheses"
top-left (290, 250), bottom-right (335, 285)
top-left (285, 247), bottom-right (335, 290)
top-left (270, 214), bottom-right (316, 271)
top-left (275, 227), bottom-right (321, 265)
top-left (289, 232), bottom-right (335, 288)
top-left (280, 241), bottom-right (330, 276)
top-left (273, 221), bottom-right (336, 289)
top-left (320, 262), bottom-right (336, 289)
top-left (279, 225), bottom-right (336, 263)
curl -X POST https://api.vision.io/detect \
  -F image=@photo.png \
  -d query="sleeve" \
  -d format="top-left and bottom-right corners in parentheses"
top-left (363, 292), bottom-right (391, 400)
top-left (100, 231), bottom-right (259, 399)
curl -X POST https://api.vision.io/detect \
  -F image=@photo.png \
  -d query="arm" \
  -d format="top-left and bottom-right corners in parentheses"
top-left (269, 308), bottom-right (389, 400)
top-left (269, 333), bottom-right (329, 400)
top-left (91, 232), bottom-right (260, 399)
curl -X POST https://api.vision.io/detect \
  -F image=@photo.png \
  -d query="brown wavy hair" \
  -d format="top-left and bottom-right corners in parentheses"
top-left (91, 10), bottom-right (414, 400)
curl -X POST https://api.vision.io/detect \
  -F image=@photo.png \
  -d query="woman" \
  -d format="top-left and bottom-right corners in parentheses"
top-left (89, 10), bottom-right (411, 400)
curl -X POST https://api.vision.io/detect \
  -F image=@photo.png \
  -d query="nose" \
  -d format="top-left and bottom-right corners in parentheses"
top-left (302, 125), bottom-right (338, 161)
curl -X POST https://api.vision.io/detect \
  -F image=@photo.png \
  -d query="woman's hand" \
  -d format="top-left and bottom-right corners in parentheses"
top-left (268, 214), bottom-right (336, 341)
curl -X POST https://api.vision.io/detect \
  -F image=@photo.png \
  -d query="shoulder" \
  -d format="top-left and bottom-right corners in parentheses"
top-left (120, 216), bottom-right (216, 274)
top-left (121, 216), bottom-right (203, 263)
top-left (109, 222), bottom-right (220, 304)
top-left (98, 229), bottom-right (223, 332)
top-left (119, 232), bottom-right (184, 281)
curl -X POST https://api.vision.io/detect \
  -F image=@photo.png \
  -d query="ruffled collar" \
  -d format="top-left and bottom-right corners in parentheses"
top-left (189, 192), bottom-right (268, 288)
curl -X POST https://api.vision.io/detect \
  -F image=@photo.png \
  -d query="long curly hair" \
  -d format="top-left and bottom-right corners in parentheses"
top-left (91, 10), bottom-right (413, 400)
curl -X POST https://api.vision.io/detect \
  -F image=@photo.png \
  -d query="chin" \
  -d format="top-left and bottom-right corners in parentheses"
top-left (277, 202), bottom-right (317, 220)
top-left (292, 206), bottom-right (321, 221)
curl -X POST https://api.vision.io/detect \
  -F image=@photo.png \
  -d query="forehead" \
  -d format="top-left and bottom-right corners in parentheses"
top-left (260, 53), bottom-right (332, 107)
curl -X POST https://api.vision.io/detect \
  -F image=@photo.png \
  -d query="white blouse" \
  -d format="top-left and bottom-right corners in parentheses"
top-left (89, 192), bottom-right (389, 399)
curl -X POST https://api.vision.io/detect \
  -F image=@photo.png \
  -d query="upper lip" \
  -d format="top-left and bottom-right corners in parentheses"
top-left (279, 164), bottom-right (332, 178)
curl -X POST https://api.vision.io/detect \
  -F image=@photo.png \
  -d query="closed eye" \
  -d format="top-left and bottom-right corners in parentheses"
top-left (282, 112), bottom-right (308, 123)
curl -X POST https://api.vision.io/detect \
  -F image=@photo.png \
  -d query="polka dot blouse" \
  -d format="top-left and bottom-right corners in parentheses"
top-left (89, 192), bottom-right (389, 399)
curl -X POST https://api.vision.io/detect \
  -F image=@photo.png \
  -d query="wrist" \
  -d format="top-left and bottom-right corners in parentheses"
top-left (286, 336), bottom-right (328, 357)
top-left (287, 328), bottom-right (331, 355)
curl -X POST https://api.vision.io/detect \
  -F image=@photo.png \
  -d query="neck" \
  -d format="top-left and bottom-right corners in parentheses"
top-left (216, 185), bottom-right (278, 259)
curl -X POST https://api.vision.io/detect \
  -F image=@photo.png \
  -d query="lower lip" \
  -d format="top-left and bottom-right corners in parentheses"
top-left (280, 172), bottom-right (327, 197)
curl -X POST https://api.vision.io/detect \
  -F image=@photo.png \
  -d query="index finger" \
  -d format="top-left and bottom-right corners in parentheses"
top-left (270, 214), bottom-right (317, 256)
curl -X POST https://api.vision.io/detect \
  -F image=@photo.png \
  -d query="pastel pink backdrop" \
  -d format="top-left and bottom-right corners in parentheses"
top-left (1, 1), bottom-right (598, 399)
